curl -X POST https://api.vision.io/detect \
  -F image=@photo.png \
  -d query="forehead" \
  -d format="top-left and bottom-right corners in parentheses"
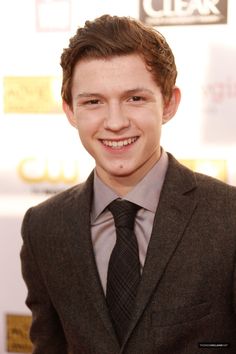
top-left (75, 52), bottom-right (145, 68)
top-left (71, 53), bottom-right (157, 92)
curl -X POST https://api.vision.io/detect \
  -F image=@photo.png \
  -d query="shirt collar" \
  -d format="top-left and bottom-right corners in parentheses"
top-left (91, 149), bottom-right (169, 223)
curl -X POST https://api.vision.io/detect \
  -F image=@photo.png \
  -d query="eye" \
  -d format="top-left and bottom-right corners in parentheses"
top-left (85, 99), bottom-right (100, 105)
top-left (129, 96), bottom-right (144, 102)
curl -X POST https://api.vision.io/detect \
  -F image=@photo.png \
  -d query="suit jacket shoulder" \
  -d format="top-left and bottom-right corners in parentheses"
top-left (21, 170), bottom-right (94, 239)
top-left (167, 153), bottom-right (236, 207)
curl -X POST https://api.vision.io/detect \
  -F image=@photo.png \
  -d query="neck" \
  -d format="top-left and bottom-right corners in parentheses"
top-left (96, 150), bottom-right (161, 197)
top-left (103, 176), bottom-right (138, 197)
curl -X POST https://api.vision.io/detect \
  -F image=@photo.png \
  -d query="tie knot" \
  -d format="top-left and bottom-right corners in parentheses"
top-left (108, 199), bottom-right (140, 229)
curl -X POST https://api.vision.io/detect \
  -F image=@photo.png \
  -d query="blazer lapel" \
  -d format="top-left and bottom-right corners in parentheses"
top-left (122, 155), bottom-right (198, 347)
top-left (62, 172), bottom-right (118, 343)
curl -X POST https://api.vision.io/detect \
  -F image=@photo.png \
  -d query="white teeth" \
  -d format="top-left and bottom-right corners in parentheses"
top-left (102, 137), bottom-right (137, 148)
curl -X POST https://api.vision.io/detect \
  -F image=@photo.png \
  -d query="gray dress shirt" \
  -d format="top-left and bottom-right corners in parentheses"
top-left (91, 150), bottom-right (168, 294)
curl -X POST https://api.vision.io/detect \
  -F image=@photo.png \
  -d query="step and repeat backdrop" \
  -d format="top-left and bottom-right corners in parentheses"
top-left (0, 0), bottom-right (236, 352)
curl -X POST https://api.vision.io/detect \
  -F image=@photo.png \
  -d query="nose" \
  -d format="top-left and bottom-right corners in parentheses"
top-left (104, 102), bottom-right (130, 131)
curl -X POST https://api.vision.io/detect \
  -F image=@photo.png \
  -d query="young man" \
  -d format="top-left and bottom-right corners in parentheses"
top-left (21, 15), bottom-right (236, 354)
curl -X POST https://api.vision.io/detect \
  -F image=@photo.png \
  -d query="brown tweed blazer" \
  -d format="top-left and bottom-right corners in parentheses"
top-left (20, 153), bottom-right (236, 353)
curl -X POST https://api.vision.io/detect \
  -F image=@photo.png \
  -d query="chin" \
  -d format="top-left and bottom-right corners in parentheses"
top-left (109, 167), bottom-right (135, 178)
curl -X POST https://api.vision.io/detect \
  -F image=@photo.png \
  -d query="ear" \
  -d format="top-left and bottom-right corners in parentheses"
top-left (62, 100), bottom-right (78, 128)
top-left (162, 86), bottom-right (181, 124)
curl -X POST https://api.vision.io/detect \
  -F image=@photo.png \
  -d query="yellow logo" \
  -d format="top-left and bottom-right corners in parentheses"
top-left (18, 157), bottom-right (79, 184)
top-left (6, 314), bottom-right (33, 353)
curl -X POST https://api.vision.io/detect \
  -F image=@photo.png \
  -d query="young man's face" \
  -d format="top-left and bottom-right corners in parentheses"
top-left (64, 53), bottom-right (180, 191)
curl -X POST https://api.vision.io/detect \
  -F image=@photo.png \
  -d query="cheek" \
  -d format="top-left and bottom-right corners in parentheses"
top-left (77, 121), bottom-right (100, 154)
top-left (134, 106), bottom-right (163, 126)
top-left (137, 116), bottom-right (162, 134)
top-left (77, 110), bottom-right (103, 131)
top-left (76, 124), bottom-right (92, 149)
top-left (77, 118), bottom-right (97, 136)
top-left (142, 120), bottom-right (162, 148)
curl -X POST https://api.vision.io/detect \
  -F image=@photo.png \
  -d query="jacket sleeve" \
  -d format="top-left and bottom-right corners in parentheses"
top-left (20, 208), bottom-right (68, 354)
top-left (229, 186), bottom-right (236, 315)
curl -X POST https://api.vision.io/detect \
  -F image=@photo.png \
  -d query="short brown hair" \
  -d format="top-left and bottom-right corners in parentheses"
top-left (60, 14), bottom-right (177, 106)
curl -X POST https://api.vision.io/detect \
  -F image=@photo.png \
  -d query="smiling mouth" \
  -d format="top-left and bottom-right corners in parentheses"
top-left (101, 137), bottom-right (138, 149)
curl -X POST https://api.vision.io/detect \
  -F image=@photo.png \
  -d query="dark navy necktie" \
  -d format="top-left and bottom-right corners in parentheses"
top-left (106, 199), bottom-right (141, 344)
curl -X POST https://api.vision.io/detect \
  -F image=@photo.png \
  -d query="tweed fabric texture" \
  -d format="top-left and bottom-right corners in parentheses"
top-left (106, 199), bottom-right (141, 344)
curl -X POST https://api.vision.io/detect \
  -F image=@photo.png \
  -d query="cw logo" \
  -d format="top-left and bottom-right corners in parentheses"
top-left (18, 157), bottom-right (79, 184)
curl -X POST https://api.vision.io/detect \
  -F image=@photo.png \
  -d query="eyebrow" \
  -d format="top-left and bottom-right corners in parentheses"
top-left (75, 93), bottom-right (101, 99)
top-left (75, 87), bottom-right (155, 99)
top-left (124, 88), bottom-right (155, 96)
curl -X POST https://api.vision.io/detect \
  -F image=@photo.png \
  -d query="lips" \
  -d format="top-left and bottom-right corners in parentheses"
top-left (101, 137), bottom-right (138, 148)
